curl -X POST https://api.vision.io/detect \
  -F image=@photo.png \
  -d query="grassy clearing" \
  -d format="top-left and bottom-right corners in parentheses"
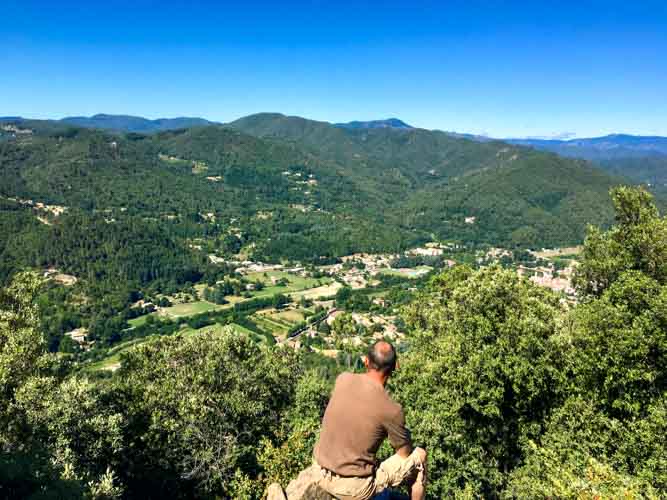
top-left (158, 154), bottom-right (189, 166)
top-left (85, 354), bottom-right (122, 372)
top-left (128, 314), bottom-right (152, 327)
top-left (252, 315), bottom-right (289, 336)
top-left (273, 309), bottom-right (305, 323)
top-left (249, 307), bottom-right (308, 339)
top-left (86, 319), bottom-right (275, 372)
top-left (182, 322), bottom-right (272, 344)
top-left (254, 315), bottom-right (286, 330)
top-left (378, 266), bottom-right (432, 278)
top-left (533, 246), bottom-right (582, 259)
top-left (366, 289), bottom-right (390, 299)
top-left (83, 336), bottom-right (158, 372)
top-left (159, 300), bottom-right (230, 318)
top-left (191, 160), bottom-right (208, 174)
top-left (289, 281), bottom-right (342, 300)
top-left (245, 271), bottom-right (330, 298)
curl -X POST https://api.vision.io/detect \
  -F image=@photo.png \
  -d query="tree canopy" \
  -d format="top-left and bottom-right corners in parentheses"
top-left (0, 187), bottom-right (665, 498)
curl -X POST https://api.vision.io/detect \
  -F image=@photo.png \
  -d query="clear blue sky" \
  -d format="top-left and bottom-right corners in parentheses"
top-left (2, 0), bottom-right (666, 138)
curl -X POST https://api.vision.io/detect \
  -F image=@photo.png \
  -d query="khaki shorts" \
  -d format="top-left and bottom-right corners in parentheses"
top-left (314, 450), bottom-right (424, 500)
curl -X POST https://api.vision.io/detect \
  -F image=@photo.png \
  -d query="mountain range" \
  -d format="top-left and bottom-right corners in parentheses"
top-left (334, 118), bottom-right (413, 130)
top-left (1, 113), bottom-right (218, 133)
top-left (505, 134), bottom-right (667, 160)
top-left (503, 135), bottom-right (667, 187)
top-left (4, 112), bottom-right (666, 162)
top-left (1, 112), bottom-right (629, 257)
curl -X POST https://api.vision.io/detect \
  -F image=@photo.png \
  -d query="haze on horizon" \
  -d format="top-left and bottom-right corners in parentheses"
top-left (2, 0), bottom-right (666, 139)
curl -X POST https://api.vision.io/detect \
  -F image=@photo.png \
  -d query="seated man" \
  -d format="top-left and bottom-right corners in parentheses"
top-left (313, 341), bottom-right (427, 500)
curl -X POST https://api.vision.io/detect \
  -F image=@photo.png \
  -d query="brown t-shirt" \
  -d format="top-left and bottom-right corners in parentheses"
top-left (314, 372), bottom-right (412, 477)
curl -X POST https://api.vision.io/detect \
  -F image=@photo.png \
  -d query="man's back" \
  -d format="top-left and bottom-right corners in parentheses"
top-left (314, 372), bottom-right (410, 477)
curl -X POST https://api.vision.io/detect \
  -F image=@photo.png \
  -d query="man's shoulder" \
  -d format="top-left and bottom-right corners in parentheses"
top-left (334, 371), bottom-right (356, 386)
top-left (336, 371), bottom-right (356, 381)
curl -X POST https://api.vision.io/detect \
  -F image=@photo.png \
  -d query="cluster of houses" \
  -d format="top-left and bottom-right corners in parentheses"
top-left (518, 265), bottom-right (576, 297)
top-left (4, 196), bottom-right (67, 217)
top-left (1, 124), bottom-right (33, 137)
top-left (43, 268), bottom-right (78, 286)
top-left (480, 247), bottom-right (578, 298)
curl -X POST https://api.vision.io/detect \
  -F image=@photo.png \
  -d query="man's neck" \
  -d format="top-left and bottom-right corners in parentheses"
top-left (365, 370), bottom-right (387, 387)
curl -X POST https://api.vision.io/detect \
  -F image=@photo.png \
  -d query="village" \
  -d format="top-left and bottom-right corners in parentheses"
top-left (60, 239), bottom-right (581, 372)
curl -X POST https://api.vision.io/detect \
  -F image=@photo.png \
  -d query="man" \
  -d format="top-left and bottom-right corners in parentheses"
top-left (313, 341), bottom-right (427, 500)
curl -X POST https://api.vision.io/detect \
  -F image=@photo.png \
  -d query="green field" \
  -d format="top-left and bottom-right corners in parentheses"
top-left (128, 314), bottom-right (152, 327)
top-left (245, 271), bottom-right (331, 298)
top-left (181, 322), bottom-right (272, 344)
top-left (149, 272), bottom-right (330, 323)
top-left (84, 335), bottom-right (159, 372)
top-left (289, 281), bottom-right (342, 300)
top-left (248, 307), bottom-right (307, 338)
top-left (86, 320), bottom-right (275, 372)
top-left (252, 315), bottom-right (290, 336)
top-left (159, 300), bottom-right (231, 318)
top-left (378, 266), bottom-right (432, 278)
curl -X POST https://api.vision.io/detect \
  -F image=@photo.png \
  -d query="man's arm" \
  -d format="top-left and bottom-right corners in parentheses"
top-left (386, 405), bottom-right (413, 456)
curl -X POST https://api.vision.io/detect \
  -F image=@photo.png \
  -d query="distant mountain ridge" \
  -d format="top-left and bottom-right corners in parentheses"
top-left (4, 111), bottom-right (666, 190)
top-left (501, 134), bottom-right (667, 187)
top-left (60, 114), bottom-right (218, 132)
top-left (505, 134), bottom-right (667, 160)
top-left (1, 114), bottom-right (218, 133)
top-left (334, 118), bottom-right (413, 130)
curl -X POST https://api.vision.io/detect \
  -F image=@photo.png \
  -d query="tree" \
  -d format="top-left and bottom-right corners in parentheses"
top-left (317, 321), bottom-right (331, 335)
top-left (568, 187), bottom-right (667, 418)
top-left (392, 266), bottom-right (566, 497)
top-left (0, 272), bottom-right (48, 445)
top-left (1, 272), bottom-right (122, 498)
top-left (334, 286), bottom-right (352, 308)
top-left (271, 293), bottom-right (290, 309)
top-left (255, 371), bottom-right (331, 495)
top-left (574, 186), bottom-right (667, 297)
top-left (110, 330), bottom-right (301, 498)
top-left (506, 396), bottom-right (665, 499)
top-left (569, 271), bottom-right (666, 418)
top-left (506, 186), bottom-right (667, 498)
top-left (331, 312), bottom-right (357, 340)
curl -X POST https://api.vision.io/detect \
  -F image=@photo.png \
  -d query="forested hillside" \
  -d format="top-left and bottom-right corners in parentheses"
top-left (2, 114), bottom-right (626, 264)
top-left (0, 115), bottom-right (629, 356)
top-left (230, 113), bottom-right (622, 247)
top-left (1, 187), bottom-right (665, 498)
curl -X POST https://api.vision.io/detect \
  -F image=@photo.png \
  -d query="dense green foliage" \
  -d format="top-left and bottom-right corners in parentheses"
top-left (389, 187), bottom-right (666, 497)
top-left (0, 187), bottom-right (665, 499)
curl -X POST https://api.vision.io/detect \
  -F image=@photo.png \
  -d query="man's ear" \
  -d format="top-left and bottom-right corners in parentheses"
top-left (363, 356), bottom-right (370, 369)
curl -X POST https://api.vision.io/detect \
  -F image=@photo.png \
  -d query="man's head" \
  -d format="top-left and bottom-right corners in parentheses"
top-left (365, 340), bottom-right (397, 378)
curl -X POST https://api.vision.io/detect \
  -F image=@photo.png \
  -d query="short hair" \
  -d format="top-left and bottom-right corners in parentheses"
top-left (367, 341), bottom-right (397, 375)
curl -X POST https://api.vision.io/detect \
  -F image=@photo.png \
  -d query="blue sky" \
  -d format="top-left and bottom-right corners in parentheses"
top-left (1, 0), bottom-right (666, 138)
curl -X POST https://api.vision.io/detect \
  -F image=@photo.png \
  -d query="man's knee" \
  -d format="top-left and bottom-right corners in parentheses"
top-left (413, 447), bottom-right (427, 465)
